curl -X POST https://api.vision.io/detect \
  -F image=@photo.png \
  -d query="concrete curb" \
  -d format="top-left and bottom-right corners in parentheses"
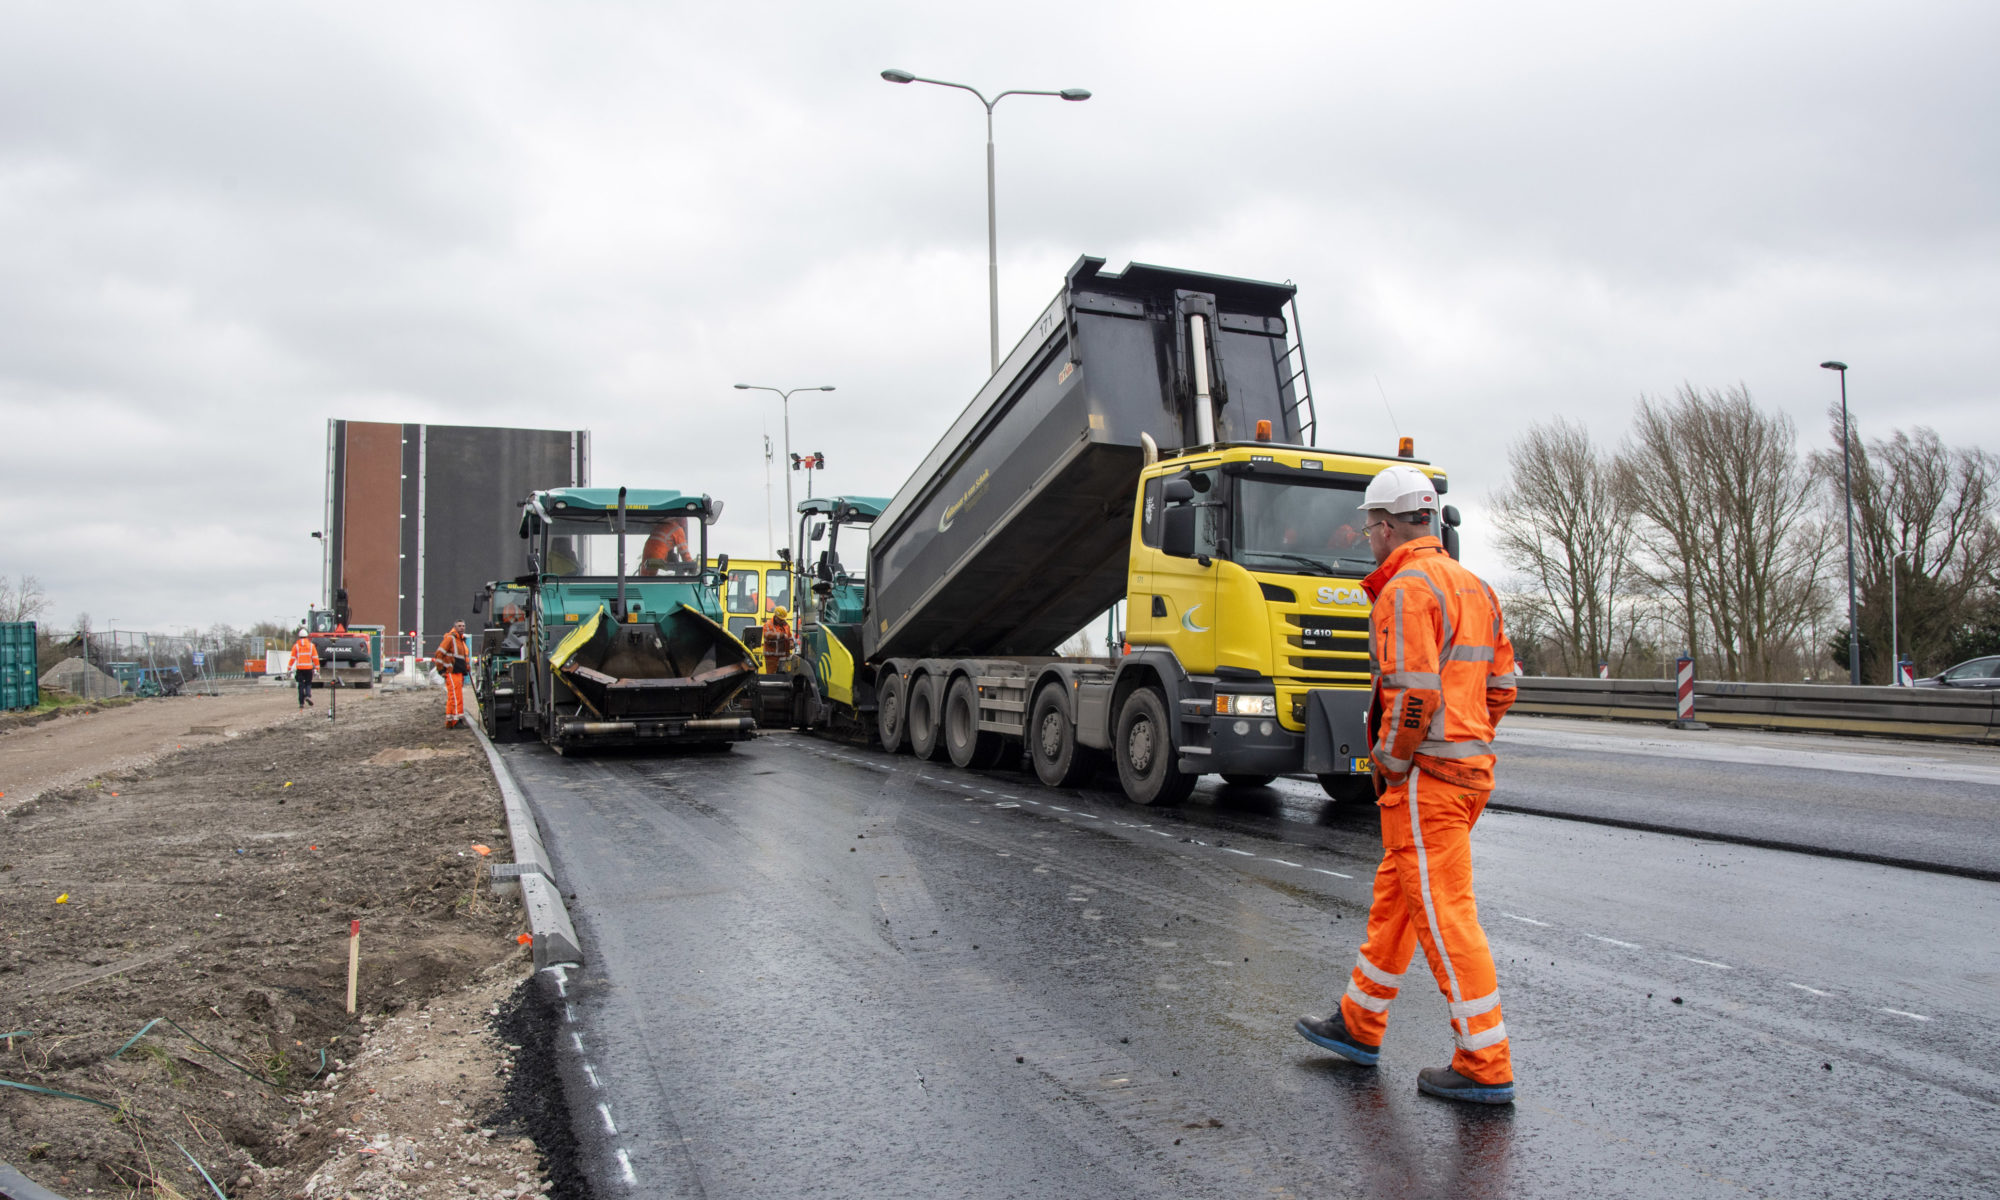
top-left (469, 703), bottom-right (584, 971)
top-left (0, 1162), bottom-right (71, 1200)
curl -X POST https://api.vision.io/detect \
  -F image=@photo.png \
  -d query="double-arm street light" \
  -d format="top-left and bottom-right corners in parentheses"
top-left (1822, 360), bottom-right (1860, 685)
top-left (734, 383), bottom-right (835, 559)
top-left (881, 68), bottom-right (1090, 373)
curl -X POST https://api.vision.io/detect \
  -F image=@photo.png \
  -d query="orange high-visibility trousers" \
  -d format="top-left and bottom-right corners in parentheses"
top-left (444, 672), bottom-right (465, 725)
top-left (1339, 765), bottom-right (1512, 1084)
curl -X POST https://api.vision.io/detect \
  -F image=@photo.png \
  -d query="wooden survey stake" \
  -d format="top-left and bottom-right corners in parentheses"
top-left (346, 920), bottom-right (360, 1013)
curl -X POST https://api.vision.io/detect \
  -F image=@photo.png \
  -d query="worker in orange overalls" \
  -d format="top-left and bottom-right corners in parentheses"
top-left (290, 627), bottom-right (320, 709)
top-left (638, 518), bottom-right (692, 575)
top-left (434, 620), bottom-right (471, 729)
top-left (761, 606), bottom-right (792, 672)
top-left (1296, 464), bottom-right (1520, 1105)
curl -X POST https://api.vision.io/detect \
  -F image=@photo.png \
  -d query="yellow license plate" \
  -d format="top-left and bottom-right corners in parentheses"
top-left (1351, 757), bottom-right (1371, 773)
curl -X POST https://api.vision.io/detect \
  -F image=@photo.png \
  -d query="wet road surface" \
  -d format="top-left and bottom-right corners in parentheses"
top-left (502, 722), bottom-right (2000, 1198)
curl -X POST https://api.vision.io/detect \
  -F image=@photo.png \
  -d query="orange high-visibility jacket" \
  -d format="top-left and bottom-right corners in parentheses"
top-left (291, 637), bottom-right (320, 672)
top-left (1362, 535), bottom-right (1518, 791)
top-left (433, 628), bottom-right (469, 675)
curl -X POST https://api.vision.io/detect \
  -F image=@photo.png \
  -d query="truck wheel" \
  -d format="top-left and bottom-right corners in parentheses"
top-left (907, 674), bottom-right (947, 761)
top-left (1115, 687), bottom-right (1197, 807)
top-left (944, 676), bottom-right (1002, 769)
top-left (1029, 683), bottom-right (1097, 788)
top-left (1318, 774), bottom-right (1374, 804)
top-left (1222, 773), bottom-right (1277, 787)
top-left (877, 672), bottom-right (909, 752)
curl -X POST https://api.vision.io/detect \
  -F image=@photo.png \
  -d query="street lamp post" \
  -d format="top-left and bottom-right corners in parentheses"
top-left (734, 384), bottom-right (835, 558)
top-left (1821, 361), bottom-right (1861, 686)
top-left (881, 68), bottom-right (1091, 373)
top-left (1890, 548), bottom-right (1908, 686)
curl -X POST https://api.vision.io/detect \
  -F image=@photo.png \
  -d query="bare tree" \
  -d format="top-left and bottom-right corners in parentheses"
top-left (1815, 413), bottom-right (2000, 679)
top-left (0, 573), bottom-right (51, 623)
top-left (1490, 419), bottom-right (1635, 675)
top-left (1618, 384), bottom-right (1832, 681)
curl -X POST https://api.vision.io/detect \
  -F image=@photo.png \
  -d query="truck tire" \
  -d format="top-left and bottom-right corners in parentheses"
top-left (876, 671), bottom-right (909, 752)
top-left (944, 676), bottom-right (1002, 769)
top-left (1222, 773), bottom-right (1277, 787)
top-left (1318, 774), bottom-right (1374, 804)
top-left (1115, 686), bottom-right (1197, 807)
top-left (1029, 682), bottom-right (1097, 788)
top-left (907, 674), bottom-right (947, 761)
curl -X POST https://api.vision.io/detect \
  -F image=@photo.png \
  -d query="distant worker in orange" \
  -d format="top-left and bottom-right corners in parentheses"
top-left (290, 627), bottom-right (319, 709)
top-left (761, 606), bottom-right (792, 671)
top-left (434, 620), bottom-right (471, 729)
top-left (1295, 464), bottom-right (1521, 1105)
top-left (638, 518), bottom-right (692, 575)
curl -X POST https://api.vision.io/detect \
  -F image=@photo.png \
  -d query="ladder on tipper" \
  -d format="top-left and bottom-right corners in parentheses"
top-left (1279, 293), bottom-right (1318, 446)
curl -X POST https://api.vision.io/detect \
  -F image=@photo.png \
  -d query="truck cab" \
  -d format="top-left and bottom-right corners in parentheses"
top-left (759, 495), bottom-right (888, 732)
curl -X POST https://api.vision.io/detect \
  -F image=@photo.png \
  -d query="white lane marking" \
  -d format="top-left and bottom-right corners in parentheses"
top-left (1787, 982), bottom-right (1831, 996)
top-left (1585, 934), bottom-right (1642, 949)
top-left (598, 1103), bottom-right (618, 1133)
top-left (1676, 955), bottom-right (1733, 970)
top-left (1502, 913), bottom-right (1550, 926)
top-left (582, 1063), bottom-right (602, 1088)
top-left (1150, 829), bottom-right (1174, 837)
top-left (1221, 848), bottom-right (1256, 856)
top-left (999, 794), bottom-right (1020, 800)
top-left (994, 802), bottom-right (1020, 809)
top-left (570, 1032), bottom-right (585, 1052)
top-left (544, 964), bottom-right (569, 996)
top-left (980, 788), bottom-right (994, 794)
top-left (565, 1003), bottom-right (578, 1023)
top-left (1312, 868), bottom-right (1353, 878)
top-left (1050, 805), bottom-right (1070, 812)
top-left (615, 1148), bottom-right (637, 1185)
top-left (1073, 812), bottom-right (1100, 819)
top-left (1024, 799), bottom-right (1042, 805)
top-left (1268, 859), bottom-right (1301, 867)
top-left (1880, 1007), bottom-right (1932, 1022)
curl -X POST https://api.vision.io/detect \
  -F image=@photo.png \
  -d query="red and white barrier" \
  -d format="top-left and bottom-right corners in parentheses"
top-left (1898, 660), bottom-right (1915, 687)
top-left (1670, 657), bottom-right (1708, 729)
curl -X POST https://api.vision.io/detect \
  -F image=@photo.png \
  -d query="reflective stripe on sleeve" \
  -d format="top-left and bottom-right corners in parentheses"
top-left (1374, 749), bottom-right (1411, 773)
top-left (1381, 671), bottom-right (1441, 690)
top-left (1355, 953), bottom-right (1406, 989)
top-left (1344, 980), bottom-right (1393, 1013)
top-left (1449, 990), bottom-right (1500, 1020)
top-left (1416, 739), bottom-right (1495, 759)
top-left (1455, 1021), bottom-right (1508, 1051)
top-left (1487, 674), bottom-right (1519, 689)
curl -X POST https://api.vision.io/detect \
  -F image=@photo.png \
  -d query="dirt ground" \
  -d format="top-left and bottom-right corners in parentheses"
top-left (0, 688), bottom-right (572, 1200)
top-left (0, 686), bottom-right (313, 814)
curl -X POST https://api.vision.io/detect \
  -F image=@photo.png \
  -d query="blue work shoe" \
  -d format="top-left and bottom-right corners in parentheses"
top-left (1416, 1066), bottom-right (1515, 1105)
top-left (1295, 1014), bottom-right (1380, 1066)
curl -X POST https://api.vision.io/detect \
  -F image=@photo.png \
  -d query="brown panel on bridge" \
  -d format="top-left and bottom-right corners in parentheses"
top-left (340, 420), bottom-right (404, 629)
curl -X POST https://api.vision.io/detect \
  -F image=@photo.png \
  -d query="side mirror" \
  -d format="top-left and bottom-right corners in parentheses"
top-left (809, 519), bottom-right (827, 542)
top-left (1161, 506), bottom-right (1198, 558)
top-left (704, 498), bottom-right (724, 526)
top-left (715, 553), bottom-right (729, 574)
top-left (1163, 478), bottom-right (1195, 504)
top-left (1443, 504), bottom-right (1461, 528)
top-left (472, 592), bottom-right (486, 614)
top-left (816, 553), bottom-right (834, 583)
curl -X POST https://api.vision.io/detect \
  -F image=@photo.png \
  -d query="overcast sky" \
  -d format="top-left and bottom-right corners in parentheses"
top-left (2, 0), bottom-right (1995, 633)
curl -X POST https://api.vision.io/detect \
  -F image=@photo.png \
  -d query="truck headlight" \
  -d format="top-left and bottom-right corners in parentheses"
top-left (1215, 694), bottom-right (1275, 716)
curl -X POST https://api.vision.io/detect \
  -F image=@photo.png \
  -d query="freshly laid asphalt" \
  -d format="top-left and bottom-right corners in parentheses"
top-left (501, 716), bottom-right (2000, 1199)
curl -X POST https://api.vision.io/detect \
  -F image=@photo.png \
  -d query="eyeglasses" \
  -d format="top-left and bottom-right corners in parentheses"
top-left (1362, 518), bottom-right (1391, 534)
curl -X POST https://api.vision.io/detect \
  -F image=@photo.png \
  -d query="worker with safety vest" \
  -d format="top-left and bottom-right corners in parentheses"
top-left (639, 518), bottom-right (692, 575)
top-left (434, 620), bottom-right (471, 729)
top-left (761, 606), bottom-right (792, 671)
top-left (290, 628), bottom-right (320, 709)
top-left (1296, 464), bottom-right (1520, 1105)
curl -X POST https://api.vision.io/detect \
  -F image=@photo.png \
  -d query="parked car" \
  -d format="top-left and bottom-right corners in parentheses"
top-left (1913, 655), bottom-right (2000, 688)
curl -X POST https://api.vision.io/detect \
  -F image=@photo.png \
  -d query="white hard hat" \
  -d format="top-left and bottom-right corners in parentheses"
top-left (1358, 465), bottom-right (1440, 515)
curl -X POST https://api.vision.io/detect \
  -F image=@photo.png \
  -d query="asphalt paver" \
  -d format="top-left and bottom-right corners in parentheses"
top-left (503, 730), bottom-right (2000, 1199)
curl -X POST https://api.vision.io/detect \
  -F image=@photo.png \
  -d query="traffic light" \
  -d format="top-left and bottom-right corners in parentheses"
top-left (813, 452), bottom-right (825, 470)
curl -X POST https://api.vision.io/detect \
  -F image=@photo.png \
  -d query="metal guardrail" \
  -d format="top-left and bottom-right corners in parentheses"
top-left (1512, 676), bottom-right (2000, 742)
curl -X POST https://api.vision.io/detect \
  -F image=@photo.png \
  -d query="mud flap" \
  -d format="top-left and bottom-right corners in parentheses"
top-left (1302, 688), bottom-right (1372, 775)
